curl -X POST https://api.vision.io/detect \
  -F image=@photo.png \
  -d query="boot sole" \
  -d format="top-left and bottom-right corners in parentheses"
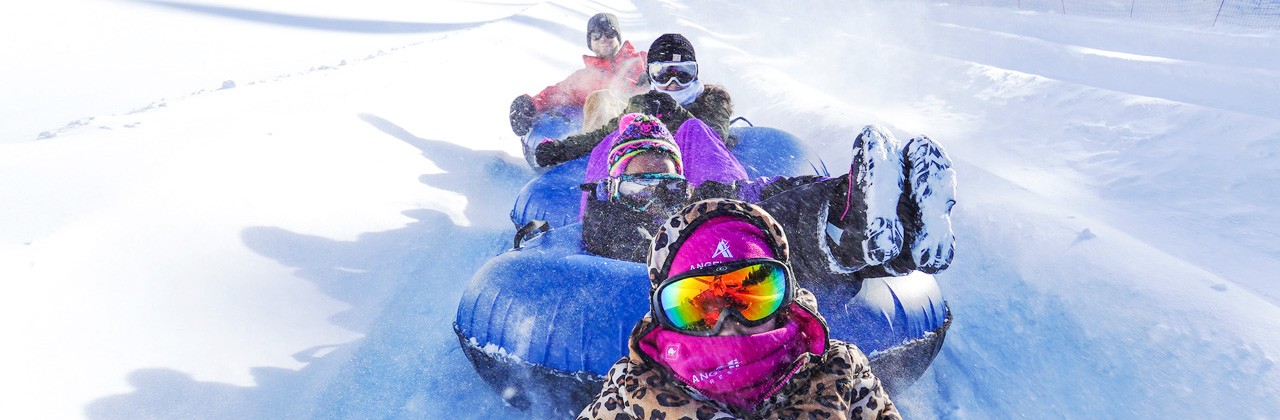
top-left (904, 135), bottom-right (956, 273)
top-left (852, 125), bottom-right (904, 265)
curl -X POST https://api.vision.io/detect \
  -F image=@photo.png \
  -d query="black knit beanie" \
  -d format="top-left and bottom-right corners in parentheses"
top-left (586, 13), bottom-right (621, 49)
top-left (648, 33), bottom-right (696, 64)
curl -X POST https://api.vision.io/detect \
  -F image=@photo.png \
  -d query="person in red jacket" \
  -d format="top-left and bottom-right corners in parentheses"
top-left (509, 13), bottom-right (648, 137)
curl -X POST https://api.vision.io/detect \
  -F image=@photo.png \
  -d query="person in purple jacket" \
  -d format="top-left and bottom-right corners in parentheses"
top-left (579, 112), bottom-right (957, 280)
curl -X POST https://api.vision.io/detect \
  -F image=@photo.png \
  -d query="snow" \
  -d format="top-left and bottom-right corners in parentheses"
top-left (2, 0), bottom-right (1278, 417)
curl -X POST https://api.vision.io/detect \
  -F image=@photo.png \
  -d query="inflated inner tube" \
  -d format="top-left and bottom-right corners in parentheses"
top-left (520, 106), bottom-right (584, 168)
top-left (454, 223), bottom-right (949, 415)
top-left (455, 224), bottom-right (648, 416)
top-left (807, 271), bottom-right (951, 396)
top-left (465, 123), bottom-right (947, 415)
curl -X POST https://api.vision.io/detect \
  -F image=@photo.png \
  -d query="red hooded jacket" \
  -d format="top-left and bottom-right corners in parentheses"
top-left (530, 41), bottom-right (647, 112)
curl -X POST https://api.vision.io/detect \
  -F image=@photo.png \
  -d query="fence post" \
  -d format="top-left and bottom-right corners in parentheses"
top-left (1130, 0), bottom-right (1136, 18)
top-left (1061, 0), bottom-right (1067, 14)
top-left (1213, 0), bottom-right (1226, 26)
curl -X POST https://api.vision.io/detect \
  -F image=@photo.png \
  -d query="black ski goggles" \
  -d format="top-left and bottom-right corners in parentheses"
top-left (591, 30), bottom-right (618, 41)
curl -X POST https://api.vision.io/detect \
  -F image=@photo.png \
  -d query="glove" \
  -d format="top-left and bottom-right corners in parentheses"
top-left (509, 94), bottom-right (536, 136)
top-left (638, 91), bottom-right (680, 121)
top-left (534, 139), bottom-right (562, 167)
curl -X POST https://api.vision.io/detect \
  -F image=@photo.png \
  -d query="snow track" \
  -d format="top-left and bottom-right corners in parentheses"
top-left (637, 0), bottom-right (1280, 416)
top-left (3, 0), bottom-right (1278, 418)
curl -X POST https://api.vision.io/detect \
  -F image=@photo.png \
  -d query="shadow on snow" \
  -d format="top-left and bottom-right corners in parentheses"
top-left (131, 0), bottom-right (590, 39)
top-left (134, 0), bottom-right (496, 34)
top-left (86, 115), bottom-right (538, 418)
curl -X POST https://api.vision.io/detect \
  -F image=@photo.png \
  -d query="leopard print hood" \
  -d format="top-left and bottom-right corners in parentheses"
top-left (578, 199), bottom-right (901, 419)
top-left (641, 198), bottom-right (829, 354)
top-left (646, 198), bottom-right (791, 286)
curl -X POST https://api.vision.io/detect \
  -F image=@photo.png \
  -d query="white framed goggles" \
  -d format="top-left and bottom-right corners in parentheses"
top-left (648, 61), bottom-right (699, 86)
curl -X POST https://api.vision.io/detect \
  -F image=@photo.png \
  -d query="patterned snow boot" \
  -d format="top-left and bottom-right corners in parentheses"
top-left (890, 134), bottom-right (956, 274)
top-left (825, 125), bottom-right (904, 270)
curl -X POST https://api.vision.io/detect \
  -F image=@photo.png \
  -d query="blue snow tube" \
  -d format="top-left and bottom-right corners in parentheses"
top-left (454, 224), bottom-right (949, 416)
top-left (806, 272), bottom-right (951, 395)
top-left (509, 156), bottom-right (591, 229)
top-left (454, 224), bottom-right (648, 416)
top-left (510, 125), bottom-right (820, 228)
top-left (519, 106), bottom-right (583, 168)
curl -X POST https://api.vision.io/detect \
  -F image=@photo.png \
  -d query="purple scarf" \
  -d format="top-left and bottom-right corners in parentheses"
top-left (647, 320), bottom-right (805, 410)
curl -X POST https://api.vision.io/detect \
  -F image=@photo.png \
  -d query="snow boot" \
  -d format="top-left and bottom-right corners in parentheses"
top-left (825, 125), bottom-right (904, 270)
top-left (889, 134), bottom-right (956, 274)
top-left (510, 94), bottom-right (535, 136)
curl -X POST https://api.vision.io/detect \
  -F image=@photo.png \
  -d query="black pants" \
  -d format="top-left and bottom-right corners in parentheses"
top-left (756, 176), bottom-right (914, 288)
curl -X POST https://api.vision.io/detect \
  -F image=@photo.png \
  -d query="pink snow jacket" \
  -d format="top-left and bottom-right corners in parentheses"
top-left (530, 41), bottom-right (648, 112)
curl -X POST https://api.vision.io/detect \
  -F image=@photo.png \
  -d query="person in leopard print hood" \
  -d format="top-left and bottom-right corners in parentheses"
top-left (578, 198), bottom-right (901, 419)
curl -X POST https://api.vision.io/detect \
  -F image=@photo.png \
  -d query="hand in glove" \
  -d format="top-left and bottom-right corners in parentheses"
top-left (638, 91), bottom-right (680, 121)
top-left (509, 94), bottom-right (536, 136)
top-left (534, 138), bottom-right (562, 167)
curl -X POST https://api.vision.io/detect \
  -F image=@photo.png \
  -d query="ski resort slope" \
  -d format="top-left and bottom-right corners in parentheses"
top-left (1, 0), bottom-right (1278, 418)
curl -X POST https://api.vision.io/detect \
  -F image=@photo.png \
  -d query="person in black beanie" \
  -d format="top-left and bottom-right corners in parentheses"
top-left (509, 13), bottom-right (649, 138)
top-left (646, 33), bottom-right (703, 107)
top-left (534, 33), bottom-right (737, 168)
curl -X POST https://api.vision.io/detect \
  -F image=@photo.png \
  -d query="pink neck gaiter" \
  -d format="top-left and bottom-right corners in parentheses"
top-left (650, 319), bottom-right (804, 409)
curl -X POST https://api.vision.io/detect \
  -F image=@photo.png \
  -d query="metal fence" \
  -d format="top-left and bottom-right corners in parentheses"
top-left (930, 0), bottom-right (1280, 29)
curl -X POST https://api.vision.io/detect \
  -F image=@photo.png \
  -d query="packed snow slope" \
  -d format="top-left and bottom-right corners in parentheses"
top-left (2, 0), bottom-right (1278, 418)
